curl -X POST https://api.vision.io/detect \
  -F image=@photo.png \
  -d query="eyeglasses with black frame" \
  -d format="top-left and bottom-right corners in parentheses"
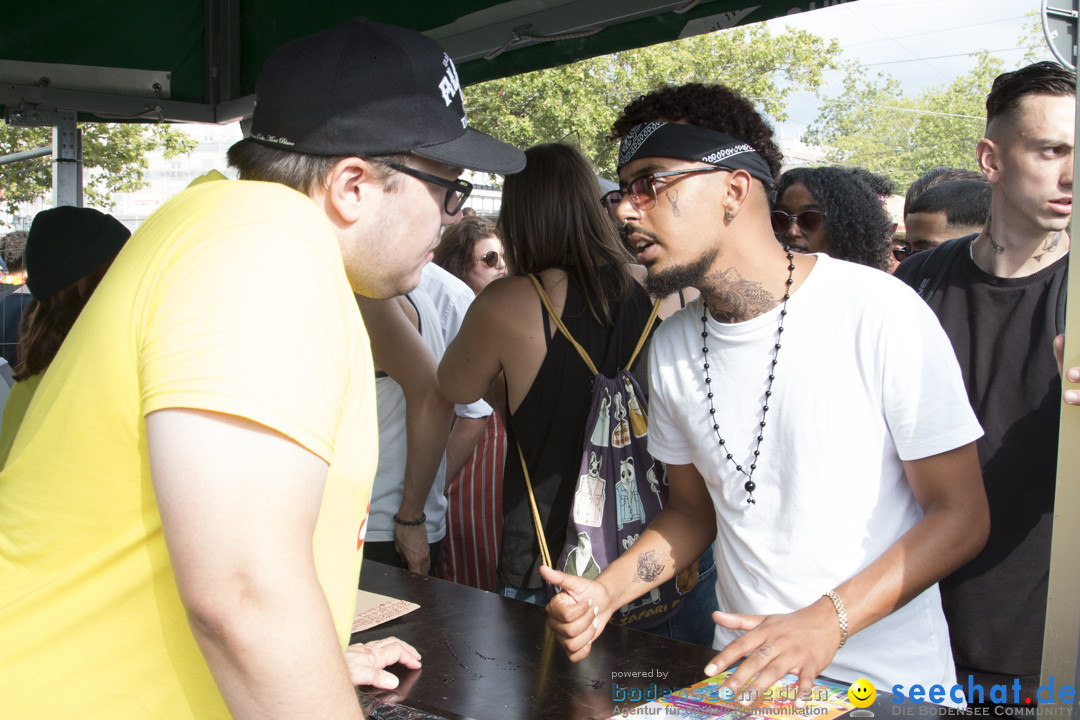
top-left (382, 160), bottom-right (473, 215)
top-left (770, 210), bottom-right (825, 235)
top-left (620, 166), bottom-right (727, 210)
top-left (892, 245), bottom-right (914, 262)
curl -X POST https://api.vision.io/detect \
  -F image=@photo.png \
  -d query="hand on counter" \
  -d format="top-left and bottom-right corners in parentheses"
top-left (345, 637), bottom-right (422, 689)
top-left (394, 523), bottom-right (431, 575)
top-left (541, 566), bottom-right (611, 662)
top-left (704, 598), bottom-right (839, 706)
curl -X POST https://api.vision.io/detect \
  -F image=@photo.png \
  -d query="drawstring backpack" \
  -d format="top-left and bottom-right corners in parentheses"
top-left (518, 274), bottom-right (699, 629)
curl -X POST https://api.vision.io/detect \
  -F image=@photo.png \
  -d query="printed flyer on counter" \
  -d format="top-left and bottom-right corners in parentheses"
top-left (609, 669), bottom-right (856, 720)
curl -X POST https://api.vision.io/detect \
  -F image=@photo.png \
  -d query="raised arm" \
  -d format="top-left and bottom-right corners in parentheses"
top-left (148, 408), bottom-right (366, 720)
top-left (543, 461), bottom-right (717, 661)
top-left (357, 294), bottom-right (454, 574)
top-left (705, 441), bottom-right (988, 702)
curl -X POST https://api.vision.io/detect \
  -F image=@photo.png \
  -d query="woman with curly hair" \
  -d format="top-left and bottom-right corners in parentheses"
top-left (772, 166), bottom-right (894, 271)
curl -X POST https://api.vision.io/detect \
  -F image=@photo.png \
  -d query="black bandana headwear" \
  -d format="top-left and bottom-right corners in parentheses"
top-left (617, 122), bottom-right (774, 187)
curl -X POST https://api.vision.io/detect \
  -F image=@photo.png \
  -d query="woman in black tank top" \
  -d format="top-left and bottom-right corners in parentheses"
top-left (440, 143), bottom-right (652, 592)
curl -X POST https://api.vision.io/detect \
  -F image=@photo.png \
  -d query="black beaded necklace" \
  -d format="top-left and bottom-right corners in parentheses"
top-left (700, 251), bottom-right (795, 505)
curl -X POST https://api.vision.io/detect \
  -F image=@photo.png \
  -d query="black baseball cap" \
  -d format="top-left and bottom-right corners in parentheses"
top-left (249, 18), bottom-right (525, 175)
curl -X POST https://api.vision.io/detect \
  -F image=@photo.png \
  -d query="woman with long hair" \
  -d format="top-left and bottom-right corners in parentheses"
top-left (0, 207), bottom-right (130, 467)
top-left (438, 143), bottom-right (716, 646)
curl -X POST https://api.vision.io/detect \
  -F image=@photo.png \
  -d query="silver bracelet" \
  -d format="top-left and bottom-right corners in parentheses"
top-left (823, 590), bottom-right (849, 649)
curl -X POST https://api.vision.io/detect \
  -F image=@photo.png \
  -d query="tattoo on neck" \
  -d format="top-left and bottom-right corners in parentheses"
top-left (988, 232), bottom-right (1006, 256)
top-left (1033, 232), bottom-right (1063, 263)
top-left (703, 267), bottom-right (779, 323)
top-left (983, 215), bottom-right (1005, 255)
top-left (634, 550), bottom-right (665, 583)
top-left (668, 189), bottom-right (681, 217)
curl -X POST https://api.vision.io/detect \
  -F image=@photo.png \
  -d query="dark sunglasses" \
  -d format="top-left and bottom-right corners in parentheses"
top-left (601, 192), bottom-right (622, 208)
top-left (476, 250), bottom-right (504, 268)
top-left (770, 210), bottom-right (825, 235)
top-left (892, 246), bottom-right (913, 262)
top-left (621, 166), bottom-right (726, 210)
top-left (382, 160), bottom-right (473, 215)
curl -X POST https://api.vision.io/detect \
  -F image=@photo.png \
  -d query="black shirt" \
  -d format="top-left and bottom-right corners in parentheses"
top-left (895, 243), bottom-right (1067, 695)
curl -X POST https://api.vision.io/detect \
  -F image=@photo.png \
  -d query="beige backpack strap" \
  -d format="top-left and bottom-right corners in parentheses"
top-left (517, 441), bottom-right (552, 569)
top-left (526, 274), bottom-right (599, 375)
top-left (625, 299), bottom-right (661, 370)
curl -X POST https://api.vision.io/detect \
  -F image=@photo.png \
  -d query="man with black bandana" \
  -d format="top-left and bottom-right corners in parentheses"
top-left (544, 83), bottom-right (989, 701)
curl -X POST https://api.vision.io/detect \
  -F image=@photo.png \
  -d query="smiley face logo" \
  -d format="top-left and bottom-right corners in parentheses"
top-left (848, 678), bottom-right (876, 708)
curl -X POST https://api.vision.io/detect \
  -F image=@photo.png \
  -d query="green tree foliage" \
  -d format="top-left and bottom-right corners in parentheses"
top-left (466, 24), bottom-right (843, 179)
top-left (0, 122), bottom-right (197, 214)
top-left (806, 13), bottom-right (1058, 194)
top-left (804, 53), bottom-right (1005, 191)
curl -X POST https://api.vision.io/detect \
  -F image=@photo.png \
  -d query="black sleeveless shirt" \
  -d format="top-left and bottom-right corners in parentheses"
top-left (499, 265), bottom-right (654, 589)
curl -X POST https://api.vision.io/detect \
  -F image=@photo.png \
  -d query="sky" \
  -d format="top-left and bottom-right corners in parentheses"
top-left (758, 0), bottom-right (1051, 142)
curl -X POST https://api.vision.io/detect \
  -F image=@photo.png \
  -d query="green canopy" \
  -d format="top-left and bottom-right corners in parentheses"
top-left (1, 0), bottom-right (856, 124)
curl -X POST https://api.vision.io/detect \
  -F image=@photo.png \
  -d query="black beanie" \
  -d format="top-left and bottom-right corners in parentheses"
top-left (25, 206), bottom-right (130, 302)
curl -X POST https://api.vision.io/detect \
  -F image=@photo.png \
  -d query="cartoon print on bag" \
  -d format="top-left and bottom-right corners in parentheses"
top-left (573, 452), bottom-right (606, 528)
top-left (646, 465), bottom-right (666, 507)
top-left (625, 376), bottom-right (648, 438)
top-left (615, 457), bottom-right (645, 530)
top-left (590, 390), bottom-right (611, 447)
top-left (564, 532), bottom-right (601, 579)
top-left (611, 391), bottom-right (631, 448)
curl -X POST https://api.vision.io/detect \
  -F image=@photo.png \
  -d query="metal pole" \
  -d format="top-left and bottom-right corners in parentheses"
top-left (51, 111), bottom-right (81, 207)
top-left (1041, 3), bottom-right (1080, 717)
top-left (0, 146), bottom-right (51, 166)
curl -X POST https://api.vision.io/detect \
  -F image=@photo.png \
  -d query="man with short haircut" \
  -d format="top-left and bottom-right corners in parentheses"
top-left (903, 167), bottom-right (986, 217)
top-left (0, 18), bottom-right (523, 720)
top-left (895, 61), bottom-right (1074, 708)
top-left (904, 179), bottom-right (992, 253)
top-left (544, 83), bottom-right (988, 700)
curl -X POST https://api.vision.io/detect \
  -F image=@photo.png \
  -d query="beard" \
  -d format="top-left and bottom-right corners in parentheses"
top-left (644, 245), bottom-right (718, 298)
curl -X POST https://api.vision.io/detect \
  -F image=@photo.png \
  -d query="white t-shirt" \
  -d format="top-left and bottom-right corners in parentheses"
top-left (368, 287), bottom-right (449, 543)
top-left (419, 263), bottom-right (491, 419)
top-left (648, 254), bottom-right (982, 698)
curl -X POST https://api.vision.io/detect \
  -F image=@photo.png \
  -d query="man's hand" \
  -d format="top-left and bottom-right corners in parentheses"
top-left (345, 637), bottom-right (422, 689)
top-left (393, 523), bottom-right (430, 574)
top-left (704, 597), bottom-right (840, 706)
top-left (1054, 335), bottom-right (1080, 405)
top-left (541, 566), bottom-right (612, 662)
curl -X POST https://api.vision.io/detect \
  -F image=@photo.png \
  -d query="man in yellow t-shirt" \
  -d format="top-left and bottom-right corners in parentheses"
top-left (0, 18), bottom-right (524, 720)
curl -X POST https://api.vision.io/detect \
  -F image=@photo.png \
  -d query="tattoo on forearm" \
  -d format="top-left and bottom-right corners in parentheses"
top-left (668, 189), bottom-right (681, 217)
top-left (1033, 231), bottom-right (1063, 263)
top-left (634, 550), bottom-right (665, 583)
top-left (703, 267), bottom-right (779, 323)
